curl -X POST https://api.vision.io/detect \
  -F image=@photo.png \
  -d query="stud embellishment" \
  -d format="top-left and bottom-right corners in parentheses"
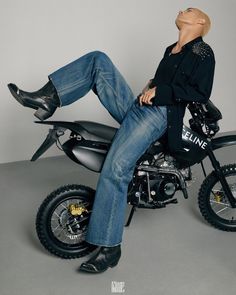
top-left (192, 41), bottom-right (214, 60)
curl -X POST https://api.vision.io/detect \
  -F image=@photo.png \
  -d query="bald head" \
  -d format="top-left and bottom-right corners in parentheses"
top-left (194, 8), bottom-right (211, 36)
top-left (175, 8), bottom-right (212, 37)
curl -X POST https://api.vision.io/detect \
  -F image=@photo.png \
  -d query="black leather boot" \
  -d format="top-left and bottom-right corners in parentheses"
top-left (79, 244), bottom-right (121, 273)
top-left (7, 80), bottom-right (61, 121)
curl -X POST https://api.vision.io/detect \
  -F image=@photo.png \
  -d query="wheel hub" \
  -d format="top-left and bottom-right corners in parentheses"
top-left (68, 203), bottom-right (88, 216)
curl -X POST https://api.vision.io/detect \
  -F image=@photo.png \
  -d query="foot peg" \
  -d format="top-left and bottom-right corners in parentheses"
top-left (138, 198), bottom-right (178, 209)
top-left (163, 198), bottom-right (178, 205)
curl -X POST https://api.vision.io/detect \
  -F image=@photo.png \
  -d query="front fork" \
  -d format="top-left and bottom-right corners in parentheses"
top-left (205, 147), bottom-right (236, 208)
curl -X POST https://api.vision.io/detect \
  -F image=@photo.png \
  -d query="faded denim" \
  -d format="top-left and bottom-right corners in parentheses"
top-left (48, 51), bottom-right (167, 246)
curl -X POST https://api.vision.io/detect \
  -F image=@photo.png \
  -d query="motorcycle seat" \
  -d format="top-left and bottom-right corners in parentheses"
top-left (76, 120), bottom-right (166, 149)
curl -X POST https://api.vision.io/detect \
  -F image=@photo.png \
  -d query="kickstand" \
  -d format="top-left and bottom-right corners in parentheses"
top-left (125, 205), bottom-right (137, 227)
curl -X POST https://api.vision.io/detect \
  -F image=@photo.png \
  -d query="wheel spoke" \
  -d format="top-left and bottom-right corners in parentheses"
top-left (60, 204), bottom-right (67, 209)
top-left (51, 224), bottom-right (60, 232)
top-left (215, 206), bottom-right (230, 214)
top-left (53, 211), bottom-right (60, 218)
top-left (210, 200), bottom-right (230, 207)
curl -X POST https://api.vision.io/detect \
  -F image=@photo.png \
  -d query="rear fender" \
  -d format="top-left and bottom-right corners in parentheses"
top-left (34, 120), bottom-right (109, 142)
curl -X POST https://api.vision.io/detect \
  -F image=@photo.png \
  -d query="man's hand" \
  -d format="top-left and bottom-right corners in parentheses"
top-left (139, 86), bottom-right (156, 106)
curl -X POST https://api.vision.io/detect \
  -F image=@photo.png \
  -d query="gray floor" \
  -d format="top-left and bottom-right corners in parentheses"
top-left (1, 145), bottom-right (236, 295)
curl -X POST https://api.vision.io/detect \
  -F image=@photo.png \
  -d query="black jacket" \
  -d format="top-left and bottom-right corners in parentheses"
top-left (149, 36), bottom-right (215, 152)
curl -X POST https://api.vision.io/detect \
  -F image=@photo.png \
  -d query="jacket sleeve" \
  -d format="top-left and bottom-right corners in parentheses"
top-left (149, 47), bottom-right (170, 89)
top-left (152, 52), bottom-right (215, 106)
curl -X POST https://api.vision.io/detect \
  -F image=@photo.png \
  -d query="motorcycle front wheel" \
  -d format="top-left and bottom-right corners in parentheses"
top-left (198, 164), bottom-right (236, 231)
top-left (36, 184), bottom-right (98, 259)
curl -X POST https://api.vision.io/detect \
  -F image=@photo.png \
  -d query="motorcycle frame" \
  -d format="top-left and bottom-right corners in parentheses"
top-left (30, 120), bottom-right (236, 226)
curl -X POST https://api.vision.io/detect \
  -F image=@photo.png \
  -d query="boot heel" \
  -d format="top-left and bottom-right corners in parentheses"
top-left (34, 108), bottom-right (51, 121)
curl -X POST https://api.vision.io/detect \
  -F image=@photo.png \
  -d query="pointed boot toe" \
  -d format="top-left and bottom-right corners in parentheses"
top-left (8, 83), bottom-right (32, 108)
top-left (78, 245), bottom-right (121, 274)
top-left (79, 262), bottom-right (99, 273)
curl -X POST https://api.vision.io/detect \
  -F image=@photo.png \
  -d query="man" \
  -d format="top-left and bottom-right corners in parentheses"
top-left (8, 7), bottom-right (215, 273)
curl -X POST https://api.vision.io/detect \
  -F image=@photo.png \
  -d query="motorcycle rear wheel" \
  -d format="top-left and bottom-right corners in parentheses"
top-left (198, 164), bottom-right (236, 231)
top-left (36, 184), bottom-right (98, 259)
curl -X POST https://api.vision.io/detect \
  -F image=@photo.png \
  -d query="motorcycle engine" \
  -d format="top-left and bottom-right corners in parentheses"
top-left (137, 154), bottom-right (188, 203)
top-left (129, 153), bottom-right (192, 205)
top-left (150, 176), bottom-right (177, 201)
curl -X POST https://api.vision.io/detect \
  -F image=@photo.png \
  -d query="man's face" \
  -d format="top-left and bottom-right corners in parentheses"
top-left (175, 7), bottom-right (202, 30)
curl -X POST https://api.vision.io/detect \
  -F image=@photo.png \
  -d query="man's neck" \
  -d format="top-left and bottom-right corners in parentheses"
top-left (175, 30), bottom-right (202, 49)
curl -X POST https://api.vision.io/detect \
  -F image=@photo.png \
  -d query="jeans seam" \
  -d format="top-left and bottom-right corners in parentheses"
top-left (98, 71), bottom-right (126, 115)
top-left (59, 76), bottom-right (90, 96)
top-left (56, 57), bottom-right (95, 95)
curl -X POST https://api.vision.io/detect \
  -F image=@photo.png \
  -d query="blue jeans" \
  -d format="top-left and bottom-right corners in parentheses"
top-left (48, 51), bottom-right (167, 247)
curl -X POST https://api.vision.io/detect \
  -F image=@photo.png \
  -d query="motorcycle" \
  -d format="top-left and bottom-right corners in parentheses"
top-left (32, 99), bottom-right (236, 259)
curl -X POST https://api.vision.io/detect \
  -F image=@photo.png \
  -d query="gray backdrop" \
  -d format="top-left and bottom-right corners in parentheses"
top-left (1, 0), bottom-right (236, 164)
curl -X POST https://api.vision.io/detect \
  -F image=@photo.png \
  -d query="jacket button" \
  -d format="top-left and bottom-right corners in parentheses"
top-left (168, 109), bottom-right (171, 113)
top-left (168, 125), bottom-right (171, 128)
top-left (174, 64), bottom-right (178, 68)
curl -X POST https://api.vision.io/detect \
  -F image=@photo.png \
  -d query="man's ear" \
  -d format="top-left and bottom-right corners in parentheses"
top-left (197, 18), bottom-right (206, 26)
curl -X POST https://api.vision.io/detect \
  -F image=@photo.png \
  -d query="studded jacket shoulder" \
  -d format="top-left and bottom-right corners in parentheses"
top-left (192, 40), bottom-right (215, 61)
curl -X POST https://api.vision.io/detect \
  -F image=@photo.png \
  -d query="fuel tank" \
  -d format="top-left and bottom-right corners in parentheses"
top-left (172, 125), bottom-right (210, 168)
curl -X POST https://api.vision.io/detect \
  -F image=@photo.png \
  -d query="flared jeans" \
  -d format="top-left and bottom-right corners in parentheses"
top-left (48, 51), bottom-right (167, 246)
